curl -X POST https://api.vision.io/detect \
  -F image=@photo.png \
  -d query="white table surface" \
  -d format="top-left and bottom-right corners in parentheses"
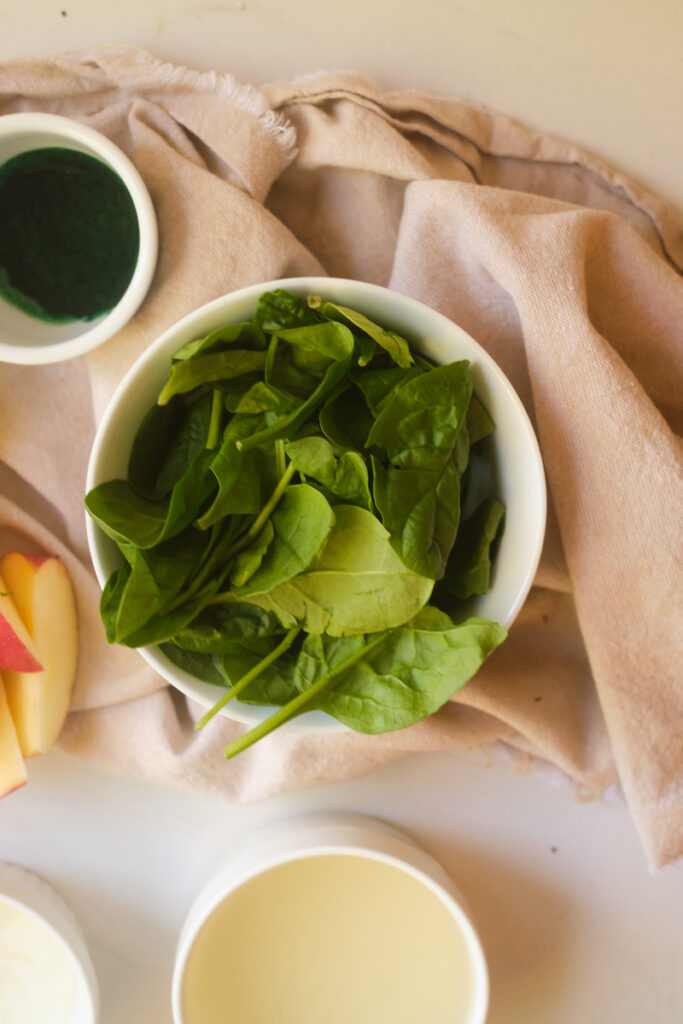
top-left (1, 3), bottom-right (682, 1022)
top-left (2, 749), bottom-right (682, 1024)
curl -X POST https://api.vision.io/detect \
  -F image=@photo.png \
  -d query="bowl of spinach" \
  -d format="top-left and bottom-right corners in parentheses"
top-left (85, 278), bottom-right (546, 757)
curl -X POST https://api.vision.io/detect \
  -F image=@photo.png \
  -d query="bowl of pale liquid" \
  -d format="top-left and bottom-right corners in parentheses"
top-left (172, 813), bottom-right (488, 1024)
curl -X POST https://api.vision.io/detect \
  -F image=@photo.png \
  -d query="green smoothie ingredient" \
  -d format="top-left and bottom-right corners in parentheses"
top-left (85, 289), bottom-right (507, 756)
top-left (0, 147), bottom-right (139, 323)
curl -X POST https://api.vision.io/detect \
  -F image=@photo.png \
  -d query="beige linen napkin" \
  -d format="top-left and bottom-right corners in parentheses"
top-left (0, 49), bottom-right (681, 868)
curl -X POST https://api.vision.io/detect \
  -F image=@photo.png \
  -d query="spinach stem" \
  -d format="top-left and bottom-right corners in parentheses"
top-left (168, 461), bottom-right (295, 613)
top-left (205, 389), bottom-right (223, 449)
top-left (205, 591), bottom-right (236, 606)
top-left (275, 438), bottom-right (286, 478)
top-left (265, 335), bottom-right (279, 381)
top-left (236, 356), bottom-right (351, 453)
top-left (223, 461), bottom-right (295, 561)
top-left (223, 633), bottom-right (386, 758)
top-left (195, 626), bottom-right (300, 731)
top-left (163, 524), bottom-right (236, 613)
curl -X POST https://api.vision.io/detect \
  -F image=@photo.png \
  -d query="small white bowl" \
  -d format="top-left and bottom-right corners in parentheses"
top-left (172, 813), bottom-right (488, 1024)
top-left (0, 112), bottom-right (157, 364)
top-left (86, 277), bottom-right (546, 729)
top-left (0, 861), bottom-right (99, 1024)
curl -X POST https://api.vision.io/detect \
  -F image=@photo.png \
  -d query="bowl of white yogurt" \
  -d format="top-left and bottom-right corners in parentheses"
top-left (0, 862), bottom-right (98, 1024)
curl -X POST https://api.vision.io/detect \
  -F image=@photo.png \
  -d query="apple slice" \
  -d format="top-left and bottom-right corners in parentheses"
top-left (0, 573), bottom-right (43, 672)
top-left (0, 676), bottom-right (28, 797)
top-left (0, 554), bottom-right (78, 757)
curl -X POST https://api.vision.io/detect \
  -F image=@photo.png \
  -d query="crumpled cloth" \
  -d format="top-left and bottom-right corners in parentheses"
top-left (0, 48), bottom-right (681, 868)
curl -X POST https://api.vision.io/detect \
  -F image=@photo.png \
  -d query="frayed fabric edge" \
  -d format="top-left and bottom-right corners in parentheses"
top-left (57, 45), bottom-right (298, 162)
top-left (152, 56), bottom-right (298, 159)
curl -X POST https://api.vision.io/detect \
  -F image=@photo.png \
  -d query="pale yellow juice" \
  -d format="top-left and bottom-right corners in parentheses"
top-left (182, 853), bottom-right (475, 1024)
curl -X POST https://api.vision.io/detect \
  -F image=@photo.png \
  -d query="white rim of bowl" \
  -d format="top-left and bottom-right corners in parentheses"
top-left (171, 814), bottom-right (489, 1024)
top-left (0, 112), bottom-right (158, 365)
top-left (86, 276), bottom-right (546, 726)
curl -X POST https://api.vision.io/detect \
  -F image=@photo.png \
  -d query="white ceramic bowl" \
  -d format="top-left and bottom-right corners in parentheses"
top-left (172, 813), bottom-right (488, 1024)
top-left (0, 112), bottom-right (157, 364)
top-left (0, 862), bottom-right (99, 1024)
top-left (86, 277), bottom-right (546, 728)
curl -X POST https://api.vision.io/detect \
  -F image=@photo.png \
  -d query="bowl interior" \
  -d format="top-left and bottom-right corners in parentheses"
top-left (0, 114), bottom-right (156, 363)
top-left (86, 277), bottom-right (546, 727)
top-left (0, 891), bottom-right (97, 1024)
top-left (175, 849), bottom-right (487, 1024)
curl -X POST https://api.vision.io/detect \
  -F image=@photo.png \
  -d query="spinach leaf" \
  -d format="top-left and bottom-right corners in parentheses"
top-left (231, 484), bottom-right (335, 598)
top-left (110, 530), bottom-right (210, 643)
top-left (128, 394), bottom-right (211, 500)
top-left (309, 296), bottom-right (414, 368)
top-left (181, 459), bottom-right (301, 611)
top-left (459, 451), bottom-right (496, 521)
top-left (237, 658), bottom-right (300, 706)
top-left (254, 289), bottom-right (321, 331)
top-left (158, 349), bottom-right (267, 405)
top-left (285, 436), bottom-right (372, 510)
top-left (229, 520), bottom-right (274, 587)
top-left (86, 448), bottom-right (216, 549)
top-left (237, 354), bottom-right (353, 452)
top-left (311, 613), bottom-right (506, 732)
top-left (229, 381), bottom-right (299, 416)
top-left (352, 365), bottom-right (424, 416)
top-left (244, 504), bottom-right (433, 635)
top-left (222, 611), bottom-right (506, 756)
top-left (195, 414), bottom-right (266, 530)
top-left (466, 395), bottom-right (495, 445)
top-left (118, 584), bottom-right (220, 647)
top-left (159, 645), bottom-right (229, 685)
top-left (222, 376), bottom-right (274, 413)
top-left (368, 361), bottom-right (473, 578)
top-left (219, 636), bottom-right (298, 700)
top-left (100, 564), bottom-right (129, 644)
top-left (371, 453), bottom-right (463, 582)
top-left (265, 342), bottom-right (320, 398)
top-left (194, 627), bottom-right (302, 726)
top-left (98, 525), bottom-right (212, 645)
top-left (354, 332), bottom-right (376, 366)
top-left (168, 629), bottom-right (299, 709)
top-left (318, 384), bottom-right (374, 452)
top-left (437, 498), bottom-right (505, 600)
top-left (276, 320), bottom-right (354, 368)
top-left (170, 601), bottom-right (284, 653)
top-left (176, 513), bottom-right (246, 607)
top-left (171, 322), bottom-right (267, 362)
top-left (367, 360), bottom-right (472, 469)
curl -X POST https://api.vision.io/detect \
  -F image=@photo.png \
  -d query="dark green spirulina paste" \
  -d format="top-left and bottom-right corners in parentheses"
top-left (0, 147), bottom-right (140, 323)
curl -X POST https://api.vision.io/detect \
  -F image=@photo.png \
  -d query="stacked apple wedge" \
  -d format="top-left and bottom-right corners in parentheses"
top-left (0, 554), bottom-right (78, 797)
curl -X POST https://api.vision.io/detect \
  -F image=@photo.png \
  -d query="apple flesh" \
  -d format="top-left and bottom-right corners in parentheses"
top-left (0, 554), bottom-right (78, 757)
top-left (0, 573), bottom-right (42, 672)
top-left (0, 676), bottom-right (27, 797)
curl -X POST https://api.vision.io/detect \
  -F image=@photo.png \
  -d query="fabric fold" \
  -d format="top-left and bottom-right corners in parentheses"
top-left (1, 52), bottom-right (681, 868)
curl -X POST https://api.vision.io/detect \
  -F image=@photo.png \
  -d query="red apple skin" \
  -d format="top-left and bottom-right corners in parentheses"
top-left (0, 573), bottom-right (43, 674)
top-left (0, 611), bottom-right (43, 672)
top-left (0, 554), bottom-right (78, 757)
top-left (4, 780), bottom-right (28, 797)
top-left (0, 775), bottom-right (28, 798)
top-left (19, 555), bottom-right (49, 569)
